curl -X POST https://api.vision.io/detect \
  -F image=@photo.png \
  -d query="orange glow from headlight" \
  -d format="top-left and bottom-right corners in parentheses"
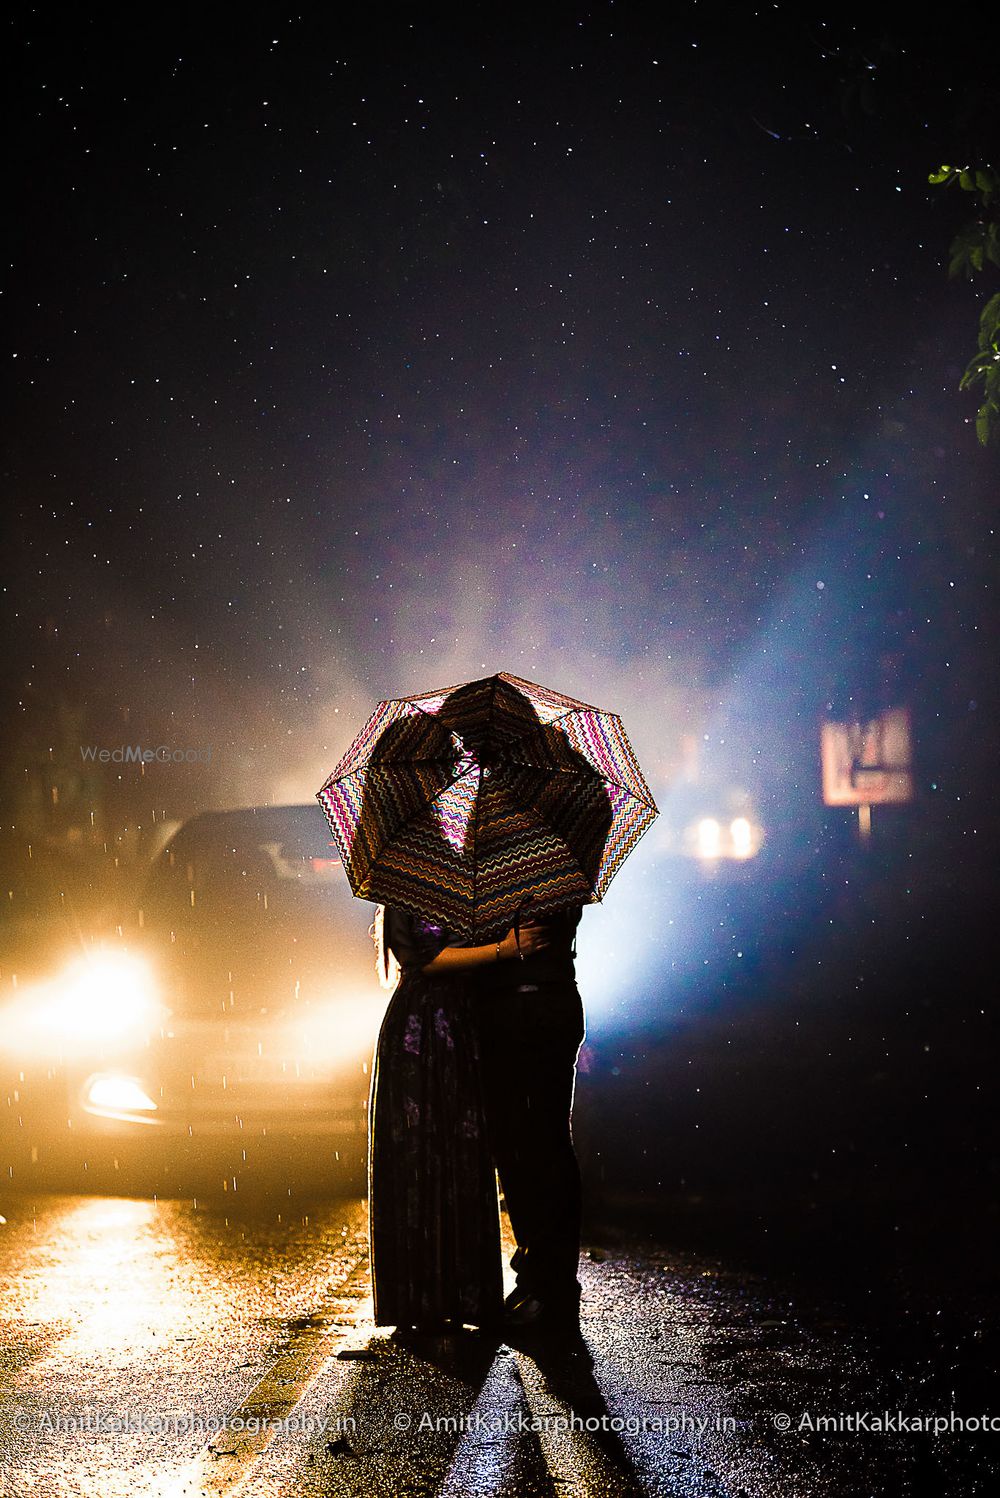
top-left (84, 1073), bottom-right (159, 1114)
top-left (289, 995), bottom-right (383, 1064)
top-left (0, 950), bottom-right (164, 1057)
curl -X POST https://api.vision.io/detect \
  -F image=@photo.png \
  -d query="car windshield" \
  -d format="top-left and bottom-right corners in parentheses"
top-left (137, 805), bottom-right (366, 1017)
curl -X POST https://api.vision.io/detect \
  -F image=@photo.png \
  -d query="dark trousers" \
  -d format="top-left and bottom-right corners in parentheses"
top-left (473, 979), bottom-right (586, 1297)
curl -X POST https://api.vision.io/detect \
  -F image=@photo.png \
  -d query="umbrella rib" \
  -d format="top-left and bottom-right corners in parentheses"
top-left (338, 679), bottom-right (656, 923)
top-left (394, 683), bottom-right (654, 801)
top-left (499, 673), bottom-right (606, 718)
top-left (529, 820), bottom-right (599, 898)
top-left (500, 742), bottom-right (658, 810)
top-left (492, 702), bottom-right (657, 806)
top-left (505, 756), bottom-right (658, 806)
top-left (364, 764), bottom-right (480, 888)
top-left (520, 789), bottom-right (658, 900)
top-left (467, 676), bottom-right (497, 928)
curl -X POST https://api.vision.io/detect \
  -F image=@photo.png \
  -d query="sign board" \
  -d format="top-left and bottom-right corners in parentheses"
top-left (820, 707), bottom-right (913, 806)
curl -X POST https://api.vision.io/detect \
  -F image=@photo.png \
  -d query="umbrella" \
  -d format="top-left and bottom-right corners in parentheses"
top-left (316, 671), bottom-right (658, 941)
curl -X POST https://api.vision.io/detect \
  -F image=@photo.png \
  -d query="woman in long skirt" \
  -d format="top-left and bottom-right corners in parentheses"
top-left (368, 906), bottom-right (545, 1332)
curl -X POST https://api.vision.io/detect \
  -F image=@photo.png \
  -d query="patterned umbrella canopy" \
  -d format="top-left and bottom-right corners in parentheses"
top-left (316, 672), bottom-right (658, 942)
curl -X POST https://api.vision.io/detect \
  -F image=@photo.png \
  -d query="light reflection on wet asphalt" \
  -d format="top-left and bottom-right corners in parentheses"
top-left (0, 1191), bottom-right (995, 1497)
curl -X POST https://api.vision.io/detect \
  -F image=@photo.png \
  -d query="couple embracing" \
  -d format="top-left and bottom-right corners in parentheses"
top-left (316, 672), bottom-right (654, 1339)
top-left (368, 899), bottom-right (587, 1336)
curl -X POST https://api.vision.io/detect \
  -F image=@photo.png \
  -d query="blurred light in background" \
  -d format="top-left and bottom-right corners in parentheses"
top-left (0, 950), bottom-right (165, 1058)
top-left (576, 841), bottom-right (667, 1026)
top-left (288, 994), bottom-right (382, 1064)
top-left (730, 817), bottom-right (753, 859)
top-left (696, 818), bottom-right (722, 860)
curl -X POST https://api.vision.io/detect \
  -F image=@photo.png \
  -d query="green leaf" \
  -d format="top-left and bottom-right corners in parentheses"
top-left (975, 169), bottom-right (999, 201)
top-left (960, 361), bottom-right (987, 391)
top-left (986, 223), bottom-right (1000, 269)
top-left (960, 358), bottom-right (992, 389)
top-left (928, 163), bottom-right (1000, 444)
top-left (978, 292), bottom-right (1000, 348)
top-left (974, 395), bottom-right (999, 446)
top-left (947, 224), bottom-right (989, 278)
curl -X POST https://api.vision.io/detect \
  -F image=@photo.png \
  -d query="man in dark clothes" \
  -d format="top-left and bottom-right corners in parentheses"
top-left (472, 905), bottom-right (586, 1329)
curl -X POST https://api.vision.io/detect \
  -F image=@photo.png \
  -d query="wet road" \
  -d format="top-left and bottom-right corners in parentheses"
top-left (2, 1191), bottom-right (997, 1497)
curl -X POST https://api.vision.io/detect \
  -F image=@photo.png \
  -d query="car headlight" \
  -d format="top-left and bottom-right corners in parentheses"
top-left (730, 817), bottom-right (754, 858)
top-left (689, 815), bottom-right (762, 861)
top-left (84, 1073), bottom-right (159, 1115)
top-left (695, 817), bottom-right (722, 859)
top-left (2, 951), bottom-right (164, 1056)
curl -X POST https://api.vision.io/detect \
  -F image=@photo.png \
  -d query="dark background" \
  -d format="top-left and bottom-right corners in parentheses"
top-left (2, 4), bottom-right (998, 1305)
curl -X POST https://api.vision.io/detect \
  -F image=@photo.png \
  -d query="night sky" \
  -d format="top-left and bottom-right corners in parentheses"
top-left (4, 6), bottom-right (997, 870)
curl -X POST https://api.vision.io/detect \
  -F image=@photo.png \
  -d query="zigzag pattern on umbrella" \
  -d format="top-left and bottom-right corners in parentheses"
top-left (326, 698), bottom-right (456, 781)
top-left (593, 789), bottom-right (660, 898)
top-left (322, 765), bottom-right (655, 907)
top-left (508, 762), bottom-right (608, 831)
top-left (474, 842), bottom-right (595, 902)
top-left (401, 671), bottom-right (596, 730)
top-left (431, 765), bottom-right (480, 852)
top-left (470, 707), bottom-right (655, 809)
top-left (550, 710), bottom-right (656, 805)
top-left (316, 670), bottom-right (659, 933)
top-left (500, 765), bottom-right (655, 893)
top-left (368, 820), bottom-right (596, 942)
top-left (318, 761), bottom-right (450, 888)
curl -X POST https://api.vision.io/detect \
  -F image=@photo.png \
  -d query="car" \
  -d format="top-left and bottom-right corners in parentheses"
top-left (1, 804), bottom-right (383, 1195)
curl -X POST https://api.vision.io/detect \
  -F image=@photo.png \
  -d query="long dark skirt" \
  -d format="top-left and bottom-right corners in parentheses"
top-left (368, 969), bottom-right (503, 1329)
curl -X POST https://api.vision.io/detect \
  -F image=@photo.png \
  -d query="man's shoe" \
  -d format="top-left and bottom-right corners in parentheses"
top-left (504, 1291), bottom-right (546, 1327)
top-left (503, 1286), bottom-right (581, 1330)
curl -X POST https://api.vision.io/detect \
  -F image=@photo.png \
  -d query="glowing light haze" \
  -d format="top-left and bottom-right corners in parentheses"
top-left (4, 8), bottom-right (995, 1023)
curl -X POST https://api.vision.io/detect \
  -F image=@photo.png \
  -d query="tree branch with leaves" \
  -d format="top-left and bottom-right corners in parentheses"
top-left (929, 164), bottom-right (1000, 444)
